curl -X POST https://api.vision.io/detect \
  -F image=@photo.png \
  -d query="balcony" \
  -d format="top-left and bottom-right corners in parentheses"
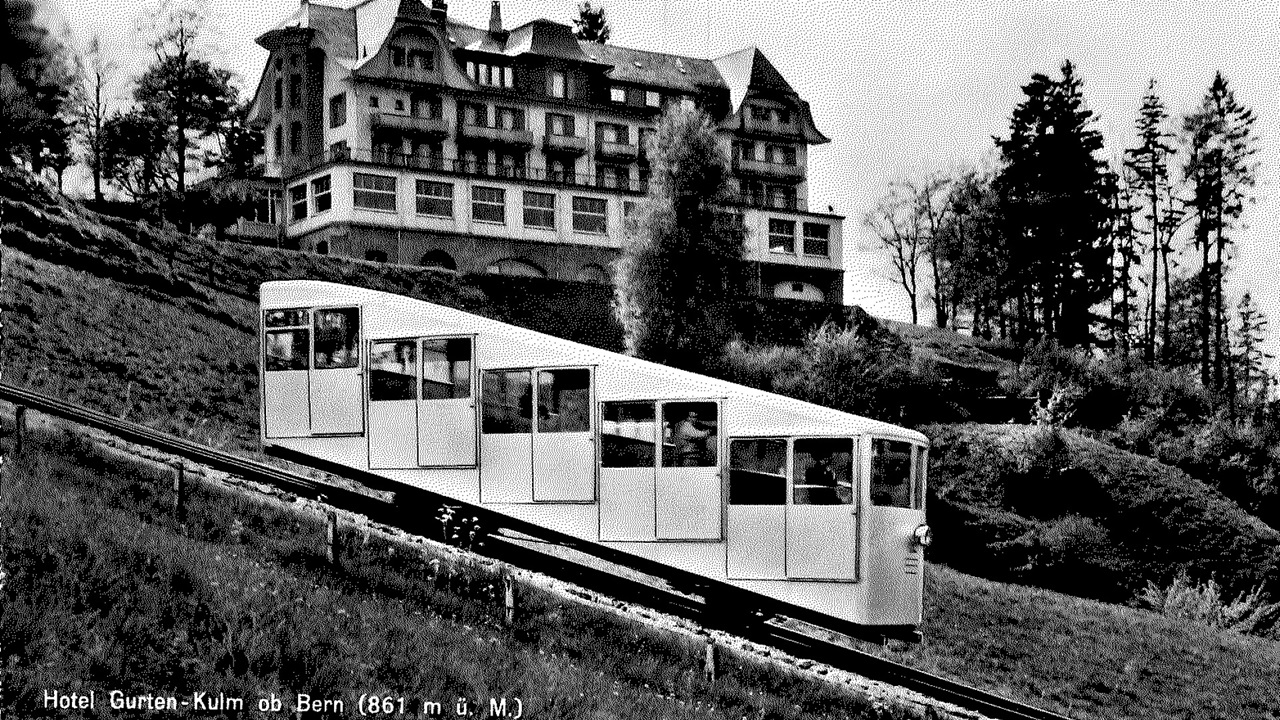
top-left (370, 112), bottom-right (449, 138)
top-left (544, 133), bottom-right (588, 155)
top-left (596, 139), bottom-right (639, 161)
top-left (730, 192), bottom-right (800, 211)
top-left (741, 115), bottom-right (802, 139)
top-left (458, 123), bottom-right (536, 147)
top-left (733, 157), bottom-right (806, 182)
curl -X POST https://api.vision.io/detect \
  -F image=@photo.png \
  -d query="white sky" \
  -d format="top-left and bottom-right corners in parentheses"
top-left (43, 0), bottom-right (1280, 349)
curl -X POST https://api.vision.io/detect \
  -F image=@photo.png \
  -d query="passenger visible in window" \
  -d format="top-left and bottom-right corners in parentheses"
top-left (803, 451), bottom-right (851, 505)
top-left (672, 410), bottom-right (711, 467)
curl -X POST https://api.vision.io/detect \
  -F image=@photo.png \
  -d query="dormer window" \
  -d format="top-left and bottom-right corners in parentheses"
top-left (549, 70), bottom-right (567, 99)
top-left (408, 49), bottom-right (434, 70)
top-left (610, 86), bottom-right (626, 103)
top-left (467, 61), bottom-right (514, 88)
top-left (391, 46), bottom-right (406, 67)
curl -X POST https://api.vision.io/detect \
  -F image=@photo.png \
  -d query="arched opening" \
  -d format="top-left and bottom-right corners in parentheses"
top-left (772, 280), bottom-right (825, 302)
top-left (366, 249), bottom-right (389, 263)
top-left (315, 240), bottom-right (329, 255)
top-left (576, 264), bottom-right (609, 284)
top-left (420, 249), bottom-right (457, 271)
top-left (485, 258), bottom-right (546, 278)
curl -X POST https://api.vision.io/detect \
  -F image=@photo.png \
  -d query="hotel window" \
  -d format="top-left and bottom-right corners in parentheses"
top-left (289, 121), bottom-right (302, 154)
top-left (412, 95), bottom-right (442, 118)
top-left (638, 128), bottom-right (655, 156)
top-left (737, 140), bottom-right (757, 161)
top-left (289, 74), bottom-right (301, 106)
top-left (774, 107), bottom-right (792, 124)
top-left (463, 103), bottom-right (486, 126)
top-left (289, 184), bottom-right (307, 222)
top-left (272, 125), bottom-right (282, 157)
top-left (329, 93), bottom-right (347, 128)
top-left (549, 70), bottom-right (567, 98)
top-left (595, 164), bottom-right (627, 190)
top-left (329, 140), bottom-right (349, 160)
top-left (548, 113), bottom-right (575, 136)
top-left (416, 180), bottom-right (453, 217)
top-left (254, 189), bottom-right (281, 224)
top-left (274, 77), bottom-right (283, 109)
top-left (572, 196), bottom-right (607, 234)
top-left (472, 186), bottom-right (505, 224)
top-left (353, 173), bottom-right (397, 211)
top-left (496, 106), bottom-right (524, 131)
top-left (497, 152), bottom-right (526, 178)
top-left (391, 46), bottom-right (406, 67)
top-left (769, 144), bottom-right (797, 165)
top-left (408, 49), bottom-right (434, 70)
top-left (274, 57), bottom-right (283, 71)
top-left (768, 185), bottom-right (796, 209)
top-left (549, 158), bottom-right (574, 184)
top-left (679, 96), bottom-right (696, 112)
top-left (523, 191), bottom-right (555, 229)
top-left (610, 86), bottom-right (626, 103)
top-left (311, 175), bottom-right (332, 214)
top-left (598, 122), bottom-right (628, 144)
top-left (395, 98), bottom-right (405, 112)
top-left (622, 200), bottom-right (637, 218)
top-left (645, 90), bottom-right (660, 107)
top-left (803, 223), bottom-right (830, 257)
top-left (469, 62), bottom-right (514, 88)
top-left (768, 219), bottom-right (795, 253)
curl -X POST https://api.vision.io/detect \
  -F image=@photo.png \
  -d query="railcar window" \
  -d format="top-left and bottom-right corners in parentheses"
top-left (537, 369), bottom-right (590, 433)
top-left (871, 439), bottom-right (913, 508)
top-left (913, 446), bottom-right (926, 510)
top-left (729, 439), bottom-right (786, 505)
top-left (793, 438), bottom-right (854, 505)
top-left (422, 338), bottom-right (471, 400)
top-left (265, 330), bottom-right (309, 371)
top-left (265, 308), bottom-right (309, 327)
top-left (661, 402), bottom-right (718, 467)
top-left (601, 402), bottom-right (656, 467)
top-left (369, 341), bottom-right (416, 401)
top-left (482, 370), bottom-right (532, 433)
top-left (314, 308), bottom-right (359, 369)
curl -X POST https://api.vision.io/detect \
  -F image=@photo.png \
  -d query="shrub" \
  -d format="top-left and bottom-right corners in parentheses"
top-left (1139, 571), bottom-right (1280, 638)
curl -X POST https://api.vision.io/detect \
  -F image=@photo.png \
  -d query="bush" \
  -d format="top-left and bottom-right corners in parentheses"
top-left (1139, 571), bottom-right (1280, 638)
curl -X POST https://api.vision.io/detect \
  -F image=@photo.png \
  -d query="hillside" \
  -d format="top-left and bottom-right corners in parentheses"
top-left (925, 423), bottom-right (1280, 603)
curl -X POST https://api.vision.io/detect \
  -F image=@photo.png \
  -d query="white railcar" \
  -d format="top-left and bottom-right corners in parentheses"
top-left (260, 280), bottom-right (930, 632)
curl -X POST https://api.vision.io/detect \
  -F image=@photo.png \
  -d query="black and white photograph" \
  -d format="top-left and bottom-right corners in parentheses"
top-left (2, 1), bottom-right (1279, 718)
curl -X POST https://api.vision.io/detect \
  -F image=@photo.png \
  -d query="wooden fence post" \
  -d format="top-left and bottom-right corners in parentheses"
top-left (326, 511), bottom-right (340, 568)
top-left (14, 405), bottom-right (26, 455)
top-left (503, 571), bottom-right (518, 626)
top-left (172, 463), bottom-right (186, 521)
top-left (704, 641), bottom-right (718, 684)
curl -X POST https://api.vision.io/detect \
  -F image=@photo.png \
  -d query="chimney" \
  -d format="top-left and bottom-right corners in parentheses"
top-left (489, 0), bottom-right (503, 34)
top-left (431, 0), bottom-right (448, 31)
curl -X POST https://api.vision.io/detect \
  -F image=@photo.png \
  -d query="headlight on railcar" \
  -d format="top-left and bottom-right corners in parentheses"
top-left (913, 524), bottom-right (933, 548)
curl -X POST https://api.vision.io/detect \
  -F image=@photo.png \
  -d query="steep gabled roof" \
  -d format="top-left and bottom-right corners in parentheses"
top-left (257, 1), bottom-right (355, 58)
top-left (581, 41), bottom-right (725, 93)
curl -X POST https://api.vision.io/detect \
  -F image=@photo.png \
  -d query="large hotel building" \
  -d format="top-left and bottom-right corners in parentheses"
top-left (246, 0), bottom-right (845, 302)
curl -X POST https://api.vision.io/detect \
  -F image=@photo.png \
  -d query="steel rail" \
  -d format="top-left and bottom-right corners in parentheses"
top-left (0, 381), bottom-right (1071, 720)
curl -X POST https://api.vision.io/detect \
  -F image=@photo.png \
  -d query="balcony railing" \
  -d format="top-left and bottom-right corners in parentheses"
top-left (728, 192), bottom-right (800, 211)
top-left (732, 157), bottom-right (806, 181)
top-left (596, 139), bottom-right (639, 161)
top-left (458, 123), bottom-right (536, 147)
top-left (741, 115), bottom-right (802, 138)
top-left (307, 146), bottom-right (650, 193)
top-left (543, 133), bottom-right (588, 155)
top-left (370, 111), bottom-right (449, 137)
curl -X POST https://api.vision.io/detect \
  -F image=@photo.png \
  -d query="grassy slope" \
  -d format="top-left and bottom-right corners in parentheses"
top-left (4, 424), bottom-right (894, 720)
top-left (924, 423), bottom-right (1280, 602)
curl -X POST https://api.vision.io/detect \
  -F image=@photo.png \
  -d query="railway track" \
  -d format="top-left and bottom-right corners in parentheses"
top-left (0, 381), bottom-right (1072, 720)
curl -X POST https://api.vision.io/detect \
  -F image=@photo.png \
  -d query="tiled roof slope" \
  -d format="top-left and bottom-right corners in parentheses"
top-left (579, 41), bottom-right (726, 93)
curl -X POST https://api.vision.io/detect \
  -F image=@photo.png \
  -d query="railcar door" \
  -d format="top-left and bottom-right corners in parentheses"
top-left (367, 340), bottom-right (418, 468)
top-left (532, 368), bottom-right (595, 501)
top-left (480, 369), bottom-right (533, 502)
top-left (418, 337), bottom-right (477, 466)
top-left (655, 400), bottom-right (723, 540)
top-left (310, 307), bottom-right (364, 435)
top-left (263, 308), bottom-right (311, 438)
top-left (864, 440), bottom-right (927, 624)
top-left (599, 401), bottom-right (658, 540)
top-left (726, 438), bottom-right (787, 579)
top-left (786, 437), bottom-right (858, 580)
